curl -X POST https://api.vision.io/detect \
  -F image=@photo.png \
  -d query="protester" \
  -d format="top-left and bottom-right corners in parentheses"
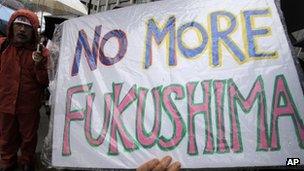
top-left (0, 9), bottom-right (49, 171)
top-left (137, 156), bottom-right (181, 171)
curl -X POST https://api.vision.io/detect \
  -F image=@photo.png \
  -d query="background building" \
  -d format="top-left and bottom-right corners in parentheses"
top-left (80, 0), bottom-right (159, 14)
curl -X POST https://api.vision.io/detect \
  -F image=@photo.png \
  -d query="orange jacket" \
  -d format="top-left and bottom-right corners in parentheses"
top-left (0, 9), bottom-right (49, 114)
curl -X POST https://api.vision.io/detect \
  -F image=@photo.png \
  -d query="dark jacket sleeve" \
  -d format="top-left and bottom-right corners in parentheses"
top-left (34, 47), bottom-right (49, 86)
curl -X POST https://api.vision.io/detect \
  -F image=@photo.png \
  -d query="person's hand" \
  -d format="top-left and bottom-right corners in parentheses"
top-left (32, 51), bottom-right (44, 63)
top-left (137, 156), bottom-right (181, 171)
top-left (32, 43), bottom-right (46, 64)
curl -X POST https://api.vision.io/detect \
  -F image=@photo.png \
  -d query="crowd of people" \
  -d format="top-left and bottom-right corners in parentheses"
top-left (0, 9), bottom-right (181, 171)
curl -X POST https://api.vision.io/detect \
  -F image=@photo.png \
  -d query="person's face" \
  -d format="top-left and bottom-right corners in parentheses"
top-left (13, 23), bottom-right (33, 44)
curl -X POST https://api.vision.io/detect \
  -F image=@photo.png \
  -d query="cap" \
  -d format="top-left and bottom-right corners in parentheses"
top-left (13, 16), bottom-right (32, 27)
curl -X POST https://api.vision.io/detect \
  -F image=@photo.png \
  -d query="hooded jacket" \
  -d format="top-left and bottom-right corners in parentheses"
top-left (0, 9), bottom-right (49, 114)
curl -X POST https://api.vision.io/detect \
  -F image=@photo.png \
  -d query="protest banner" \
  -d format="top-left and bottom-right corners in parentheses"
top-left (51, 0), bottom-right (304, 168)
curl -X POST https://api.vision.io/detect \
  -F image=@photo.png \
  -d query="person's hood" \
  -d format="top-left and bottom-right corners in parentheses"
top-left (7, 9), bottom-right (40, 45)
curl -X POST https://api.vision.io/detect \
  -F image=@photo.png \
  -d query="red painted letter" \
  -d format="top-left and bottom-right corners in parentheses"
top-left (270, 75), bottom-right (304, 150)
top-left (158, 84), bottom-right (186, 150)
top-left (62, 83), bottom-right (94, 155)
top-left (186, 81), bottom-right (214, 155)
top-left (109, 83), bottom-right (138, 155)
